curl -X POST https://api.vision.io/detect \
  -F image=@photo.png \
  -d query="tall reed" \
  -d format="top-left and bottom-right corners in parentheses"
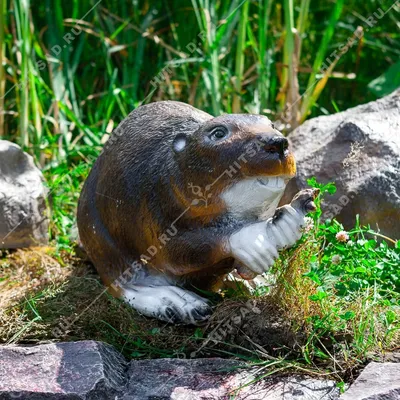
top-left (232, 0), bottom-right (249, 113)
top-left (0, 0), bottom-right (396, 167)
top-left (0, 0), bottom-right (5, 138)
top-left (257, 0), bottom-right (273, 112)
top-left (13, 0), bottom-right (31, 147)
top-left (299, 0), bottom-right (345, 122)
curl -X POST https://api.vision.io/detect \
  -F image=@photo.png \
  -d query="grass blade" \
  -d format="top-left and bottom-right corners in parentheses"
top-left (258, 0), bottom-right (273, 112)
top-left (296, 0), bottom-right (310, 58)
top-left (232, 0), bottom-right (249, 112)
top-left (282, 0), bottom-right (301, 128)
top-left (300, 0), bottom-right (345, 121)
top-left (0, 0), bottom-right (5, 138)
top-left (14, 0), bottom-right (31, 147)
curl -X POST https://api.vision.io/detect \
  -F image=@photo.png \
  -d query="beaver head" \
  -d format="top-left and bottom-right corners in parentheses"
top-left (171, 113), bottom-right (296, 218)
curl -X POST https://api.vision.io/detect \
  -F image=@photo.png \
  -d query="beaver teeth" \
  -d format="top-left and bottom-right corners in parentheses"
top-left (257, 178), bottom-right (270, 186)
top-left (257, 177), bottom-right (285, 189)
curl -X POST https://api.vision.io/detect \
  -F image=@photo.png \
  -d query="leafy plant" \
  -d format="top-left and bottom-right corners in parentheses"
top-left (305, 177), bottom-right (400, 297)
top-left (272, 177), bottom-right (400, 367)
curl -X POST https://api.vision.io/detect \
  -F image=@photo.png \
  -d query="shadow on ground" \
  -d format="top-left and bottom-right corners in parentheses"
top-left (0, 247), bottom-right (305, 361)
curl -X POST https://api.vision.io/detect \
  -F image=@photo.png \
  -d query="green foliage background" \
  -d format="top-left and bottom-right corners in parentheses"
top-left (1, 0), bottom-right (399, 164)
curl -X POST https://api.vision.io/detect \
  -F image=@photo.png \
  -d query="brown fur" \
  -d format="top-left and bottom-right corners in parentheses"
top-left (77, 101), bottom-right (296, 294)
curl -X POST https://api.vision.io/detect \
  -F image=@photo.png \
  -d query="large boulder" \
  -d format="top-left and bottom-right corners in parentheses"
top-left (0, 140), bottom-right (49, 248)
top-left (282, 90), bottom-right (400, 239)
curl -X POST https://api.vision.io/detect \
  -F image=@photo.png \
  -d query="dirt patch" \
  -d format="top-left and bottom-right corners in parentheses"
top-left (192, 298), bottom-right (306, 359)
top-left (0, 248), bottom-right (73, 309)
top-left (0, 248), bottom-right (305, 361)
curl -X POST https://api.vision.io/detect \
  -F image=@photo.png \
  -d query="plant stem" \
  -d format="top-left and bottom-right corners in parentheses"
top-left (282, 0), bottom-right (300, 128)
top-left (258, 0), bottom-right (273, 112)
top-left (232, 0), bottom-right (249, 113)
top-left (0, 0), bottom-right (5, 138)
top-left (300, 0), bottom-right (345, 121)
top-left (14, 0), bottom-right (30, 147)
top-left (296, 0), bottom-right (310, 59)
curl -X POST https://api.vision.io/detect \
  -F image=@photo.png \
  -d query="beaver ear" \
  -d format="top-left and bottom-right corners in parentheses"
top-left (172, 133), bottom-right (187, 153)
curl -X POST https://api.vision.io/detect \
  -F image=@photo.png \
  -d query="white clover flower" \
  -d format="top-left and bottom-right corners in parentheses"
top-left (336, 231), bottom-right (349, 242)
top-left (357, 239), bottom-right (368, 246)
top-left (347, 240), bottom-right (355, 247)
top-left (331, 255), bottom-right (342, 265)
top-left (302, 216), bottom-right (314, 233)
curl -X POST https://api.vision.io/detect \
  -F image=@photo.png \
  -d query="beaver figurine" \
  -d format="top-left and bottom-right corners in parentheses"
top-left (77, 101), bottom-right (317, 325)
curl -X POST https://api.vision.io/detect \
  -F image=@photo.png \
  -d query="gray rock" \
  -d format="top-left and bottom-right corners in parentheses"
top-left (0, 140), bottom-right (49, 248)
top-left (367, 351), bottom-right (400, 363)
top-left (0, 340), bottom-right (127, 399)
top-left (122, 358), bottom-right (339, 400)
top-left (341, 362), bottom-right (400, 400)
top-left (0, 342), bottom-right (340, 400)
top-left (282, 90), bottom-right (400, 239)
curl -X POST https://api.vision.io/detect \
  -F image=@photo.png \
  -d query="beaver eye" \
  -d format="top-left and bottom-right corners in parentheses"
top-left (210, 127), bottom-right (229, 141)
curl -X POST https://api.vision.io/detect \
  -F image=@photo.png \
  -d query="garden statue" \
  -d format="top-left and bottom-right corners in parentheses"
top-left (78, 101), bottom-right (318, 324)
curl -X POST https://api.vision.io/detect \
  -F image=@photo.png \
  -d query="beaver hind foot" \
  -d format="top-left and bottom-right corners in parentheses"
top-left (121, 284), bottom-right (212, 325)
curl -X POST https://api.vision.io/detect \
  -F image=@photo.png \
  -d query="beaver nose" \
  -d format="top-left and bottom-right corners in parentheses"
top-left (258, 136), bottom-right (289, 156)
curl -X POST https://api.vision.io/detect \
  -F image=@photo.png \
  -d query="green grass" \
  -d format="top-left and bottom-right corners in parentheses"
top-left (1, 1), bottom-right (399, 164)
top-left (270, 179), bottom-right (400, 373)
top-left (1, 180), bottom-right (398, 390)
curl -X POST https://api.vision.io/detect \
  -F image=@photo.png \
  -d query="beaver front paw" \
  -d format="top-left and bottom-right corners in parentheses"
top-left (229, 221), bottom-right (280, 275)
top-left (229, 190), bottom-right (320, 277)
top-left (290, 188), bottom-right (320, 214)
top-left (122, 285), bottom-right (212, 325)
